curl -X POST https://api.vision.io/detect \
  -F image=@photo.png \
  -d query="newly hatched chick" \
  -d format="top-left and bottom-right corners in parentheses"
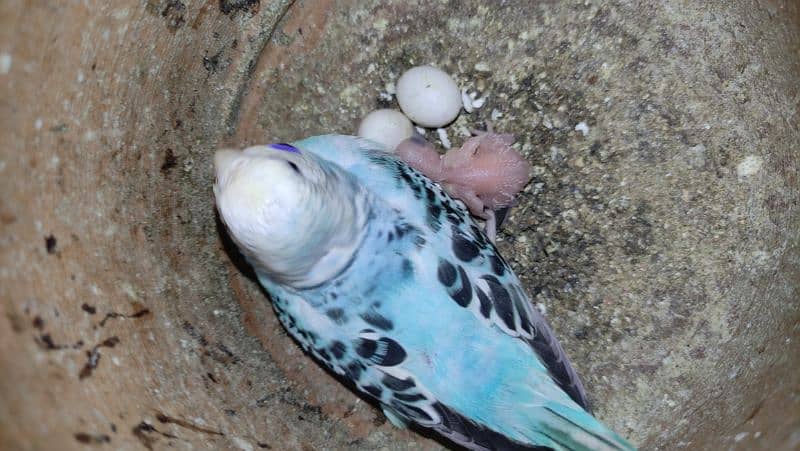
top-left (395, 132), bottom-right (532, 240)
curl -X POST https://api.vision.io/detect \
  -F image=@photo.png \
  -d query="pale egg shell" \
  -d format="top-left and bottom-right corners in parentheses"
top-left (357, 109), bottom-right (414, 150)
top-left (396, 66), bottom-right (462, 128)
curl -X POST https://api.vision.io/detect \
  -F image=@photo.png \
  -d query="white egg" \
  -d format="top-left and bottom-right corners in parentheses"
top-left (396, 66), bottom-right (462, 128)
top-left (357, 109), bottom-right (414, 151)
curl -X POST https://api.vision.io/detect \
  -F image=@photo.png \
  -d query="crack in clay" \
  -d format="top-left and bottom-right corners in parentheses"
top-left (78, 336), bottom-right (120, 380)
top-left (98, 307), bottom-right (152, 327)
top-left (155, 412), bottom-right (225, 436)
top-left (35, 333), bottom-right (84, 351)
top-left (30, 314), bottom-right (84, 350)
top-left (132, 421), bottom-right (179, 450)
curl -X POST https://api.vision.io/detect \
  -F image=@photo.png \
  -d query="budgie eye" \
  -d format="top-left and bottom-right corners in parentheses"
top-left (269, 143), bottom-right (301, 154)
top-left (287, 161), bottom-right (302, 175)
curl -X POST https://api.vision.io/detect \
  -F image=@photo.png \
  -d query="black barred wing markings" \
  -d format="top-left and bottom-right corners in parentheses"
top-left (272, 289), bottom-right (525, 451)
top-left (438, 239), bottom-right (591, 410)
top-left (415, 183), bottom-right (592, 411)
top-left (270, 293), bottom-right (352, 379)
top-left (434, 224), bottom-right (539, 342)
top-left (271, 290), bottom-right (446, 429)
top-left (355, 330), bottom-right (407, 367)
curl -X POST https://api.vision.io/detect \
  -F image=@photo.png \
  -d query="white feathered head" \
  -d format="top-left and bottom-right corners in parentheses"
top-left (214, 143), bottom-right (368, 288)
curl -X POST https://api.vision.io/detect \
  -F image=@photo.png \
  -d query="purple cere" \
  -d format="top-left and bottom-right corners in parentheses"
top-left (269, 143), bottom-right (301, 153)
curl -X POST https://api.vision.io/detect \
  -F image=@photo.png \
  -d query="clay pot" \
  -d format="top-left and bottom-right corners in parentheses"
top-left (1, 1), bottom-right (798, 449)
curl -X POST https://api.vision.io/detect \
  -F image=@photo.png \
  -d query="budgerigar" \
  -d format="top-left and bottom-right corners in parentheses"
top-left (213, 135), bottom-right (635, 451)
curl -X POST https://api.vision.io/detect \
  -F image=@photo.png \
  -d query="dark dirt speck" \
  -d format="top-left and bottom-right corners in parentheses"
top-left (45, 234), bottom-right (57, 254)
top-left (202, 50), bottom-right (223, 73)
top-left (574, 327), bottom-right (589, 340)
top-left (161, 0), bottom-right (186, 31)
top-left (36, 332), bottom-right (83, 351)
top-left (160, 148), bottom-right (178, 175)
top-left (219, 0), bottom-right (260, 16)
top-left (74, 432), bottom-right (111, 444)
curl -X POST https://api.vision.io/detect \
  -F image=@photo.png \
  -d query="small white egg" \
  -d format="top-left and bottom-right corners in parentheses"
top-left (357, 109), bottom-right (414, 151)
top-left (396, 66), bottom-right (461, 128)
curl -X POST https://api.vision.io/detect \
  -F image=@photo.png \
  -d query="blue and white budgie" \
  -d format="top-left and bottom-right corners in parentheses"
top-left (213, 135), bottom-right (635, 451)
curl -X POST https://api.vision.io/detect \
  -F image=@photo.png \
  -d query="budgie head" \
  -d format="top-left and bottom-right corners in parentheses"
top-left (213, 143), bottom-right (368, 288)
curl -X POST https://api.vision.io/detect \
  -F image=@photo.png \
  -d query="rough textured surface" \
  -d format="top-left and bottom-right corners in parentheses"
top-left (1, 1), bottom-right (798, 450)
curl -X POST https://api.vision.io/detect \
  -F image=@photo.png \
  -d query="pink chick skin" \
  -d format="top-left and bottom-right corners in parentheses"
top-left (395, 133), bottom-right (532, 240)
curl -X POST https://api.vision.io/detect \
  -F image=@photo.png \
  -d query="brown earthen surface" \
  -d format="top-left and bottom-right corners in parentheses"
top-left (1, 1), bottom-right (798, 450)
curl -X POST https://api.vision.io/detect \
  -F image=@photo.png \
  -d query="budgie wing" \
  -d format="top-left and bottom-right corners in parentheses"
top-left (297, 135), bottom-right (589, 410)
top-left (260, 275), bottom-right (553, 451)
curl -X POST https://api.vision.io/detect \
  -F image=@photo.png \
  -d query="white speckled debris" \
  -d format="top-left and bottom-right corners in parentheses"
top-left (574, 121), bottom-right (589, 136)
top-left (736, 155), bottom-right (763, 178)
top-left (436, 127), bottom-right (451, 149)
